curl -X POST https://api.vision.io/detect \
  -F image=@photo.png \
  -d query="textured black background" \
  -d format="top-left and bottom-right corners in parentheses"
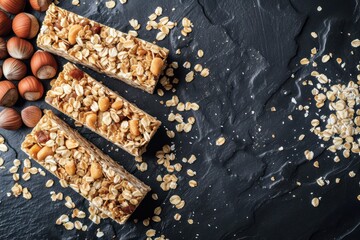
top-left (0, 0), bottom-right (360, 239)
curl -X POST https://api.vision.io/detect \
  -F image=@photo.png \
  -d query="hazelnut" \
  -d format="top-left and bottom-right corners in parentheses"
top-left (0, 10), bottom-right (11, 36)
top-left (150, 57), bottom-right (164, 76)
top-left (21, 106), bottom-right (42, 128)
top-left (7, 37), bottom-right (34, 60)
top-left (90, 162), bottom-right (102, 180)
top-left (0, 108), bottom-right (22, 130)
top-left (98, 96), bottom-right (110, 112)
top-left (69, 68), bottom-right (84, 80)
top-left (90, 25), bottom-right (101, 34)
top-left (2, 58), bottom-right (27, 80)
top-left (28, 144), bottom-right (41, 158)
top-left (30, 50), bottom-right (58, 79)
top-left (29, 0), bottom-right (52, 12)
top-left (129, 119), bottom-right (140, 136)
top-left (0, 0), bottom-right (26, 15)
top-left (65, 160), bottom-right (76, 176)
top-left (12, 13), bottom-right (39, 39)
top-left (35, 130), bottom-right (50, 144)
top-left (18, 76), bottom-right (44, 101)
top-left (37, 146), bottom-right (53, 161)
top-left (85, 113), bottom-right (97, 129)
top-left (68, 24), bottom-right (82, 45)
top-left (0, 80), bottom-right (19, 107)
top-left (0, 37), bottom-right (7, 59)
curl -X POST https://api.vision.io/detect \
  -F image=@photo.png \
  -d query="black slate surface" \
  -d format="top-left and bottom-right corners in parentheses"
top-left (0, 0), bottom-right (360, 239)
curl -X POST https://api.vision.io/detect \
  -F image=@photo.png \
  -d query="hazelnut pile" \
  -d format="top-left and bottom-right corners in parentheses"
top-left (0, 0), bottom-right (57, 130)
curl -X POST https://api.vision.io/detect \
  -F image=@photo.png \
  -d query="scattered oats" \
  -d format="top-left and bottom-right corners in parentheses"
top-left (129, 19), bottom-right (140, 30)
top-left (270, 107), bottom-right (276, 112)
top-left (176, 200), bottom-right (185, 209)
top-left (152, 193), bottom-right (158, 200)
top-left (176, 49), bottom-right (181, 55)
top-left (300, 58), bottom-right (310, 65)
top-left (155, 6), bottom-right (163, 16)
top-left (311, 197), bottom-right (319, 207)
top-left (156, 32), bottom-right (167, 41)
top-left (313, 161), bottom-right (319, 168)
top-left (143, 218), bottom-right (150, 226)
top-left (157, 89), bottom-right (164, 96)
top-left (298, 134), bottom-right (305, 141)
top-left (0, 144), bottom-right (8, 152)
top-left (46, 179), bottom-right (54, 188)
top-left (137, 162), bottom-right (148, 172)
top-left (216, 137), bottom-right (226, 146)
top-left (166, 130), bottom-right (175, 138)
top-left (64, 221), bottom-right (74, 230)
top-left (128, 30), bottom-right (138, 37)
top-left (335, 178), bottom-right (341, 183)
top-left (188, 154), bottom-right (197, 164)
top-left (200, 68), bottom-right (210, 77)
top-left (188, 219), bottom-right (194, 224)
top-left (119, 0), bottom-right (127, 4)
top-left (304, 150), bottom-right (314, 160)
top-left (152, 216), bottom-right (161, 222)
top-left (22, 188), bottom-right (32, 200)
top-left (311, 32), bottom-right (318, 38)
top-left (194, 64), bottom-right (203, 72)
top-left (9, 166), bottom-right (18, 174)
top-left (0, 135), bottom-right (3, 144)
top-left (185, 71), bottom-right (195, 82)
top-left (349, 171), bottom-right (356, 178)
top-left (13, 159), bottom-right (21, 167)
top-left (351, 39), bottom-right (360, 48)
top-left (96, 230), bottom-right (104, 238)
top-left (22, 172), bottom-right (31, 181)
top-left (13, 173), bottom-right (19, 181)
top-left (174, 213), bottom-right (181, 221)
top-left (146, 229), bottom-right (156, 237)
top-left (105, 0), bottom-right (116, 9)
top-left (71, 0), bottom-right (79, 6)
top-left (82, 225), bottom-right (88, 231)
top-left (183, 61), bottom-right (191, 69)
top-left (170, 195), bottom-right (181, 205)
top-left (197, 49), bottom-right (204, 58)
top-left (187, 169), bottom-right (196, 177)
top-left (316, 178), bottom-right (325, 187)
top-left (154, 206), bottom-right (162, 215)
top-left (11, 183), bottom-right (22, 197)
top-left (189, 180), bottom-right (198, 187)
top-left (74, 221), bottom-right (83, 230)
top-left (0, 157), bottom-right (3, 167)
top-left (322, 54), bottom-right (330, 63)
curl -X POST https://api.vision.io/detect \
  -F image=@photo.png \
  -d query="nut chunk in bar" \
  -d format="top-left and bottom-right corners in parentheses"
top-left (37, 4), bottom-right (169, 94)
top-left (45, 63), bottom-right (161, 157)
top-left (21, 110), bottom-right (151, 224)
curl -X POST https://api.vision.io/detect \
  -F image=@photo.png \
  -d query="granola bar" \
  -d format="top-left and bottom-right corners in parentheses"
top-left (37, 4), bottom-right (169, 94)
top-left (21, 110), bottom-right (151, 224)
top-left (45, 63), bottom-right (161, 157)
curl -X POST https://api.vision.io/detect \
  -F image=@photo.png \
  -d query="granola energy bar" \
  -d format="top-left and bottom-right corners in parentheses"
top-left (37, 4), bottom-right (169, 94)
top-left (21, 110), bottom-right (151, 224)
top-left (45, 63), bottom-right (161, 157)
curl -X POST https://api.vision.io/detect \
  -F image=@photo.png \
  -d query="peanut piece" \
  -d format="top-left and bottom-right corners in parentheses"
top-left (37, 146), bottom-right (54, 161)
top-left (29, 144), bottom-right (41, 158)
top-left (68, 25), bottom-right (83, 45)
top-left (90, 162), bottom-right (102, 180)
top-left (111, 100), bottom-right (123, 110)
top-left (85, 113), bottom-right (97, 129)
top-left (129, 120), bottom-right (140, 136)
top-left (150, 57), bottom-right (164, 76)
top-left (98, 97), bottom-right (110, 112)
top-left (65, 160), bottom-right (76, 176)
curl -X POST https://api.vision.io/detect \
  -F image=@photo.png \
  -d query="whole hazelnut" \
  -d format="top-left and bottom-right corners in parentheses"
top-left (0, 108), bottom-right (22, 130)
top-left (0, 80), bottom-right (18, 107)
top-left (21, 106), bottom-right (42, 128)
